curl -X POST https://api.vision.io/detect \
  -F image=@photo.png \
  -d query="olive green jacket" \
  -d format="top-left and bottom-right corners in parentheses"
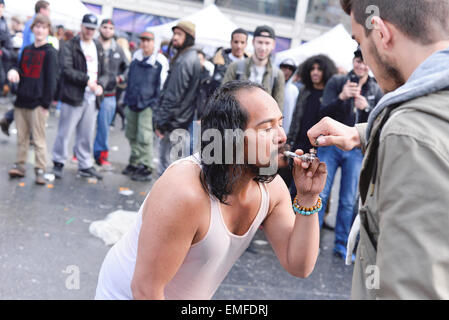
top-left (352, 90), bottom-right (449, 299)
top-left (222, 56), bottom-right (285, 111)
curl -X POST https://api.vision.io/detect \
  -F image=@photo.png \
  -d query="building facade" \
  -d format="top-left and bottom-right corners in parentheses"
top-left (83, 0), bottom-right (350, 50)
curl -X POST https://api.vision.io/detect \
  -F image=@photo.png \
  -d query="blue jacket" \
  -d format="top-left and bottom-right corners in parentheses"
top-left (320, 71), bottom-right (383, 126)
top-left (124, 52), bottom-right (161, 112)
top-left (18, 17), bottom-right (34, 62)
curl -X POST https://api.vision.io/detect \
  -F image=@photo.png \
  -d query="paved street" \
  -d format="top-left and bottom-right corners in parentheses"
top-left (0, 98), bottom-right (353, 300)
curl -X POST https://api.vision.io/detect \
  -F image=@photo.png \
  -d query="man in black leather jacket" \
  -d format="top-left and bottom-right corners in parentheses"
top-left (154, 21), bottom-right (201, 177)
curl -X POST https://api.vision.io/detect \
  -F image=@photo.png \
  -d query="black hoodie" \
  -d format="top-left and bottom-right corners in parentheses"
top-left (14, 43), bottom-right (59, 110)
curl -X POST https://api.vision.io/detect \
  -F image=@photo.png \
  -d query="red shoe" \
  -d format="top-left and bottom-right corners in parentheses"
top-left (71, 155), bottom-right (78, 164)
top-left (97, 151), bottom-right (112, 169)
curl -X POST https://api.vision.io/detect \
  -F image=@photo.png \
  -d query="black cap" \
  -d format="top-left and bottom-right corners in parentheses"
top-left (254, 25), bottom-right (276, 39)
top-left (354, 46), bottom-right (363, 60)
top-left (82, 13), bottom-right (98, 29)
top-left (0, 0), bottom-right (5, 5)
top-left (101, 19), bottom-right (114, 26)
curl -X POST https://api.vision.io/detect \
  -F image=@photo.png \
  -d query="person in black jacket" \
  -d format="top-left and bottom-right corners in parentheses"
top-left (6, 14), bottom-right (58, 185)
top-left (93, 19), bottom-right (128, 169)
top-left (316, 48), bottom-right (383, 261)
top-left (154, 21), bottom-right (201, 177)
top-left (121, 31), bottom-right (162, 182)
top-left (51, 13), bottom-right (107, 180)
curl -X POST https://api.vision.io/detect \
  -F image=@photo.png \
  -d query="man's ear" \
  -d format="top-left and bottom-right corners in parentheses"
top-left (371, 16), bottom-right (394, 50)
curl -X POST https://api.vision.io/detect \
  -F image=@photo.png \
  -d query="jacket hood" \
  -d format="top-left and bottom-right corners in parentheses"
top-left (132, 48), bottom-right (158, 66)
top-left (367, 46), bottom-right (449, 139)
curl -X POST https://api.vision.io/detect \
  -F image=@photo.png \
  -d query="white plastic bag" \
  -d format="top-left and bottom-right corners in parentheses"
top-left (89, 210), bottom-right (138, 246)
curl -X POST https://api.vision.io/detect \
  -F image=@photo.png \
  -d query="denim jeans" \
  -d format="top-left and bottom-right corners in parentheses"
top-left (317, 146), bottom-right (364, 248)
top-left (5, 108), bottom-right (14, 123)
top-left (94, 96), bottom-right (116, 160)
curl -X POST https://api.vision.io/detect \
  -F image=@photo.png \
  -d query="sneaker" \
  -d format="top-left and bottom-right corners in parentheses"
top-left (78, 167), bottom-right (103, 180)
top-left (9, 163), bottom-right (25, 178)
top-left (333, 243), bottom-right (356, 263)
top-left (52, 162), bottom-right (64, 179)
top-left (71, 155), bottom-right (78, 164)
top-left (35, 168), bottom-right (46, 185)
top-left (0, 117), bottom-right (10, 137)
top-left (121, 164), bottom-right (138, 176)
top-left (131, 165), bottom-right (153, 182)
top-left (96, 151), bottom-right (113, 170)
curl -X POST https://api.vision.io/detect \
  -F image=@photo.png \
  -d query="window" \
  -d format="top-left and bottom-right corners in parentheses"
top-left (306, 0), bottom-right (350, 28)
top-left (216, 0), bottom-right (297, 19)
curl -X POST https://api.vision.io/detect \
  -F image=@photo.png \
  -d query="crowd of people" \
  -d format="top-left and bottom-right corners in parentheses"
top-left (2, 0), bottom-right (448, 301)
top-left (0, 0), bottom-right (377, 285)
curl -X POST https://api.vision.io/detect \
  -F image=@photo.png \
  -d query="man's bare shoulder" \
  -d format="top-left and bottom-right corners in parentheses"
top-left (143, 160), bottom-right (209, 218)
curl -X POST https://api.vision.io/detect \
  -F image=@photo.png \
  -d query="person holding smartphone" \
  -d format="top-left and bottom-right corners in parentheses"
top-left (316, 48), bottom-right (383, 261)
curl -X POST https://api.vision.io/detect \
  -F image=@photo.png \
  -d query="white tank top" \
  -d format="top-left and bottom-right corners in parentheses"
top-left (95, 155), bottom-right (270, 300)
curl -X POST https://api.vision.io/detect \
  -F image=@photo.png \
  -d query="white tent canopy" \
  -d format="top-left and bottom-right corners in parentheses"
top-left (4, 0), bottom-right (98, 31)
top-left (274, 24), bottom-right (358, 72)
top-left (147, 4), bottom-right (253, 57)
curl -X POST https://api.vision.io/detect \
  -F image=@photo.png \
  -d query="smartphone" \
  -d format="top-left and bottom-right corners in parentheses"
top-left (349, 73), bottom-right (360, 84)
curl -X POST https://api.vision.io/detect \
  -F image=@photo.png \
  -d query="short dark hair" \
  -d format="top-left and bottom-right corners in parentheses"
top-left (35, 0), bottom-right (49, 14)
top-left (200, 80), bottom-right (276, 204)
top-left (300, 54), bottom-right (338, 90)
top-left (340, 0), bottom-right (449, 45)
top-left (231, 28), bottom-right (248, 41)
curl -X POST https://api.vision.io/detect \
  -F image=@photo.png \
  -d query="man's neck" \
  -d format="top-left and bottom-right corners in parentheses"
top-left (228, 170), bottom-right (256, 202)
top-left (80, 36), bottom-right (93, 44)
top-left (313, 83), bottom-right (324, 90)
top-left (252, 55), bottom-right (268, 67)
top-left (398, 40), bottom-right (449, 82)
top-left (100, 37), bottom-right (112, 50)
top-left (142, 49), bottom-right (153, 58)
top-left (231, 51), bottom-right (244, 60)
top-left (34, 39), bottom-right (47, 48)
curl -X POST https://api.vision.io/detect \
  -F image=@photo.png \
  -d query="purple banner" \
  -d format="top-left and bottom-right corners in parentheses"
top-left (83, 2), bottom-right (102, 15)
top-left (112, 8), bottom-right (175, 34)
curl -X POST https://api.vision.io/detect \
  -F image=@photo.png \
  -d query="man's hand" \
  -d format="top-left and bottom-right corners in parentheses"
top-left (354, 95), bottom-right (369, 110)
top-left (307, 117), bottom-right (361, 151)
top-left (95, 85), bottom-right (103, 97)
top-left (7, 69), bottom-right (20, 83)
top-left (292, 149), bottom-right (327, 208)
top-left (87, 79), bottom-right (97, 93)
top-left (155, 129), bottom-right (164, 139)
top-left (38, 106), bottom-right (48, 116)
top-left (339, 80), bottom-right (361, 101)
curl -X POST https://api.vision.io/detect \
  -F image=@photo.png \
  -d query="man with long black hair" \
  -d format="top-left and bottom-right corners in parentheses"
top-left (285, 55), bottom-right (337, 194)
top-left (154, 21), bottom-right (201, 177)
top-left (95, 81), bottom-right (327, 299)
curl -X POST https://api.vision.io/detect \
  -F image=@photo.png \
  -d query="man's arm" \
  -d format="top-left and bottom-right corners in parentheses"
top-left (320, 76), bottom-right (345, 119)
top-left (272, 70), bottom-right (285, 112)
top-left (375, 133), bottom-right (449, 299)
top-left (41, 49), bottom-right (59, 109)
top-left (262, 151), bottom-right (327, 278)
top-left (131, 163), bottom-right (204, 299)
top-left (61, 41), bottom-right (89, 87)
top-left (307, 116), bottom-right (362, 151)
top-left (221, 61), bottom-right (237, 85)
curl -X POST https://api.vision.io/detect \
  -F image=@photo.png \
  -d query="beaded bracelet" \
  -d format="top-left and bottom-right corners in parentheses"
top-left (293, 196), bottom-right (322, 216)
